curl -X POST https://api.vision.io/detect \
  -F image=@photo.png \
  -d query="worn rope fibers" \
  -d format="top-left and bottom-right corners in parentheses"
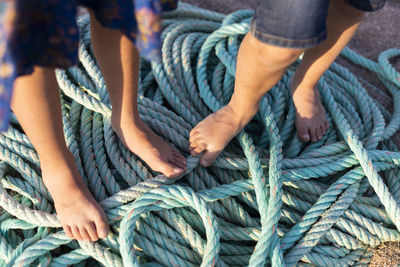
top-left (1, 3), bottom-right (400, 266)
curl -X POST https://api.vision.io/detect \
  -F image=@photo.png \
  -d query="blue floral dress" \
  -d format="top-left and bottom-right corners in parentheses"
top-left (0, 0), bottom-right (178, 131)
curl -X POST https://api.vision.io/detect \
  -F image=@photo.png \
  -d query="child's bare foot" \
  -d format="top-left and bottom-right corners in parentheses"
top-left (112, 117), bottom-right (187, 178)
top-left (41, 152), bottom-right (109, 242)
top-left (189, 104), bottom-right (254, 167)
top-left (291, 80), bottom-right (330, 142)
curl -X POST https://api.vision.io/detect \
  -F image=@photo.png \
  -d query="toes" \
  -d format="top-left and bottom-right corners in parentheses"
top-left (189, 127), bottom-right (201, 139)
top-left (301, 133), bottom-right (311, 142)
top-left (325, 121), bottom-right (330, 132)
top-left (79, 226), bottom-right (92, 242)
top-left (172, 150), bottom-right (186, 162)
top-left (170, 154), bottom-right (187, 171)
top-left (63, 225), bottom-right (73, 239)
top-left (154, 157), bottom-right (185, 177)
top-left (310, 127), bottom-right (318, 142)
top-left (71, 226), bottom-right (83, 241)
top-left (94, 214), bottom-right (109, 239)
top-left (316, 126), bottom-right (323, 141)
top-left (189, 136), bottom-right (206, 155)
top-left (321, 123), bottom-right (327, 135)
top-left (322, 119), bottom-right (330, 134)
top-left (170, 160), bottom-right (186, 172)
top-left (200, 150), bottom-right (220, 167)
top-left (173, 155), bottom-right (187, 168)
top-left (296, 125), bottom-right (311, 142)
top-left (190, 142), bottom-right (207, 156)
top-left (86, 222), bottom-right (99, 241)
top-left (159, 163), bottom-right (184, 178)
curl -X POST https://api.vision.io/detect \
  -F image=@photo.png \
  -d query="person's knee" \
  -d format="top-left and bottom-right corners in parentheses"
top-left (250, 34), bottom-right (304, 70)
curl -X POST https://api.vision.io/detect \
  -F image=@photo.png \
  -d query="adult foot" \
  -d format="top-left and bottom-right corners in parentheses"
top-left (112, 118), bottom-right (187, 178)
top-left (290, 80), bottom-right (330, 142)
top-left (189, 104), bottom-right (254, 167)
top-left (41, 153), bottom-right (109, 242)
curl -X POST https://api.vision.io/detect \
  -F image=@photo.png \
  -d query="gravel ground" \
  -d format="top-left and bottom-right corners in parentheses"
top-left (370, 242), bottom-right (400, 266)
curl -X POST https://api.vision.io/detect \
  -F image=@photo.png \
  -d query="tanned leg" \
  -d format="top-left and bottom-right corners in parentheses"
top-left (190, 0), bottom-right (366, 167)
top-left (190, 33), bottom-right (304, 166)
top-left (11, 67), bottom-right (109, 241)
top-left (291, 0), bottom-right (365, 142)
top-left (89, 13), bottom-right (186, 178)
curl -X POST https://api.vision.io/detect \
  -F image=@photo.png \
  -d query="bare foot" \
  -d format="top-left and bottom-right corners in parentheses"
top-left (189, 104), bottom-right (253, 167)
top-left (41, 152), bottom-right (109, 242)
top-left (291, 80), bottom-right (330, 142)
top-left (112, 117), bottom-right (187, 178)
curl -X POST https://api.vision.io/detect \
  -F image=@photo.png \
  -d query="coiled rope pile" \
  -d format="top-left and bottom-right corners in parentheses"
top-left (0, 3), bottom-right (400, 266)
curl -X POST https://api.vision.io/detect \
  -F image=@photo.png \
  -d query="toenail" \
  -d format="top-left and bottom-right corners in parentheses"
top-left (173, 168), bottom-right (183, 174)
top-left (99, 231), bottom-right (108, 238)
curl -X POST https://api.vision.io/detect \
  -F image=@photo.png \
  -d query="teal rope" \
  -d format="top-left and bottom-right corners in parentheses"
top-left (0, 3), bottom-right (400, 266)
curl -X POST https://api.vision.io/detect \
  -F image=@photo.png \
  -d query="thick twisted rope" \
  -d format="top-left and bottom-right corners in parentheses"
top-left (0, 3), bottom-right (400, 266)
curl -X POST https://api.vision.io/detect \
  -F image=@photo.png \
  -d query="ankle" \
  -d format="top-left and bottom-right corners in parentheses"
top-left (290, 77), bottom-right (318, 92)
top-left (226, 101), bottom-right (258, 127)
top-left (111, 112), bottom-right (142, 128)
top-left (39, 149), bottom-right (75, 172)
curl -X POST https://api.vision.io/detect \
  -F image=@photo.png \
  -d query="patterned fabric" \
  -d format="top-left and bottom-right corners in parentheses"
top-left (0, 0), bottom-right (177, 131)
top-left (0, 3), bottom-right (16, 131)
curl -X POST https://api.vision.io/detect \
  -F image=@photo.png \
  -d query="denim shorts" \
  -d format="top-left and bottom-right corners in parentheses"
top-left (250, 0), bottom-right (386, 49)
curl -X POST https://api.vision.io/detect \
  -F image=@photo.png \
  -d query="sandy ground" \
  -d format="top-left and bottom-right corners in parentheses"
top-left (183, 0), bottom-right (400, 265)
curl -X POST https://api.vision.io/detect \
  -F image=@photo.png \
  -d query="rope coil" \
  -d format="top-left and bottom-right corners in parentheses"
top-left (0, 3), bottom-right (400, 266)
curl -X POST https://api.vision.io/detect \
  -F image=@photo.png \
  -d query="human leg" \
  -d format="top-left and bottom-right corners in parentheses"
top-left (291, 0), bottom-right (365, 142)
top-left (11, 67), bottom-right (109, 241)
top-left (190, 33), bottom-right (303, 166)
top-left (89, 13), bottom-right (186, 178)
top-left (189, 0), bottom-right (338, 166)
